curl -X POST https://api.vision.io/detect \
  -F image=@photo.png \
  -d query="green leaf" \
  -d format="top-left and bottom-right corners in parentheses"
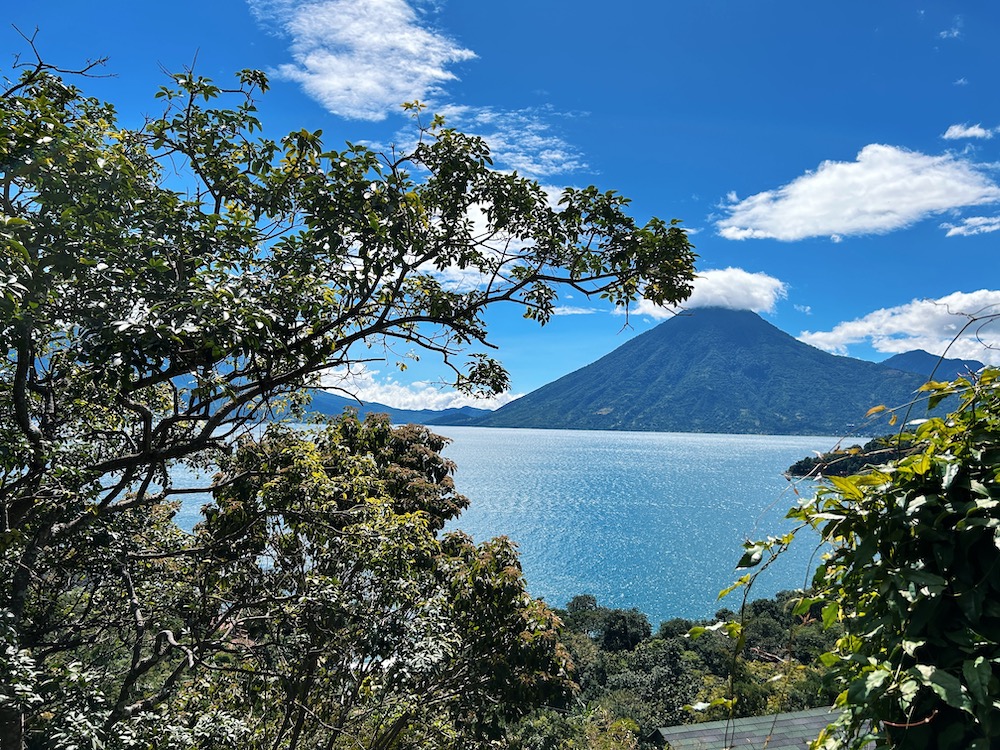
top-left (791, 596), bottom-right (818, 616)
top-left (819, 651), bottom-right (841, 668)
top-left (821, 601), bottom-right (840, 629)
top-left (828, 475), bottom-right (864, 500)
top-left (963, 657), bottom-right (991, 708)
top-left (898, 678), bottom-right (920, 710)
top-left (914, 665), bottom-right (973, 713)
top-left (736, 543), bottom-right (765, 569)
top-left (718, 573), bottom-right (752, 599)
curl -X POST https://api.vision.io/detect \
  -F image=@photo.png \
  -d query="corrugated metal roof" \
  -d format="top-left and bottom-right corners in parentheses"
top-left (649, 706), bottom-right (836, 749)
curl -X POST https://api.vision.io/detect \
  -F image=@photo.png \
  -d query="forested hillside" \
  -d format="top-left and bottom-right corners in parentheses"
top-left (505, 592), bottom-right (840, 749)
top-left (307, 390), bottom-right (491, 425)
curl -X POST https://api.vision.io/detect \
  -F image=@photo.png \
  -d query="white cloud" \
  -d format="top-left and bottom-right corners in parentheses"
top-left (431, 104), bottom-right (587, 178)
top-left (940, 16), bottom-right (963, 39)
top-left (943, 123), bottom-right (995, 140)
top-left (624, 267), bottom-right (788, 320)
top-left (941, 215), bottom-right (1000, 237)
top-left (252, 2), bottom-right (588, 176)
top-left (321, 364), bottom-right (521, 410)
top-left (249, 0), bottom-right (476, 121)
top-left (798, 290), bottom-right (1000, 364)
top-left (954, 77), bottom-right (970, 86)
top-left (794, 304), bottom-right (812, 315)
top-left (717, 144), bottom-right (1000, 241)
top-left (424, 264), bottom-right (492, 292)
top-left (553, 305), bottom-right (601, 316)
top-left (370, 106), bottom-right (585, 179)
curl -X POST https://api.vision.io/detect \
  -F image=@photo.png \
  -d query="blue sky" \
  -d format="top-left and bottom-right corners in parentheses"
top-left (10, 1), bottom-right (1000, 409)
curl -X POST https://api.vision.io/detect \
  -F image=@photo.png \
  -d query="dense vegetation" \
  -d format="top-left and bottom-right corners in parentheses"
top-left (503, 592), bottom-right (839, 749)
top-left (474, 307), bottom-right (933, 435)
top-left (786, 435), bottom-right (916, 478)
top-left (0, 49), bottom-right (696, 750)
top-left (742, 367), bottom-right (1000, 748)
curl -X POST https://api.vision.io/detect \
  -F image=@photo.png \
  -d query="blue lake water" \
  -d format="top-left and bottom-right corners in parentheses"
top-left (176, 425), bottom-right (840, 626)
top-left (437, 427), bottom-right (837, 625)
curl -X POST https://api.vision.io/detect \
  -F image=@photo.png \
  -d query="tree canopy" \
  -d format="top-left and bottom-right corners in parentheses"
top-left (0, 49), bottom-right (696, 750)
top-left (804, 369), bottom-right (1000, 749)
top-left (738, 365), bottom-right (1000, 749)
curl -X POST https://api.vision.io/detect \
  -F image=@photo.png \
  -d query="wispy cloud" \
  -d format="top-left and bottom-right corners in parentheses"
top-left (940, 215), bottom-right (1000, 237)
top-left (248, 0), bottom-right (475, 121)
top-left (553, 305), bottom-right (601, 316)
top-left (426, 264), bottom-right (492, 292)
top-left (943, 123), bottom-right (996, 140)
top-left (624, 267), bottom-right (788, 320)
top-left (321, 363), bottom-right (522, 410)
top-left (939, 16), bottom-right (963, 39)
top-left (249, 1), bottom-right (587, 178)
top-left (798, 290), bottom-right (1000, 364)
top-left (439, 104), bottom-right (588, 178)
top-left (717, 144), bottom-right (1000, 241)
top-left (415, 183), bottom-right (566, 291)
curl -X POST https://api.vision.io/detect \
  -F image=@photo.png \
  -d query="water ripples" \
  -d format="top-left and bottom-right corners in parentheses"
top-left (440, 426), bottom-right (836, 623)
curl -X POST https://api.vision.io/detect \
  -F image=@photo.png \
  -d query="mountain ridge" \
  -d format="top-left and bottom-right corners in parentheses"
top-left (471, 307), bottom-right (938, 435)
top-left (306, 391), bottom-right (492, 426)
top-left (880, 349), bottom-right (984, 381)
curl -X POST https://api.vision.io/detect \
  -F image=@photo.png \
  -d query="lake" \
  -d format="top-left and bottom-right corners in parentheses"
top-left (437, 426), bottom-right (838, 624)
top-left (175, 425), bottom-right (841, 625)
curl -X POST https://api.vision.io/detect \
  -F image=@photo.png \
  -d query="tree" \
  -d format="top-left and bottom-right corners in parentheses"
top-left (563, 595), bottom-right (610, 639)
top-left (740, 367), bottom-right (1000, 748)
top-left (0, 48), bottom-right (696, 750)
top-left (559, 598), bottom-right (651, 652)
top-left (600, 609), bottom-right (651, 653)
top-left (182, 415), bottom-right (574, 749)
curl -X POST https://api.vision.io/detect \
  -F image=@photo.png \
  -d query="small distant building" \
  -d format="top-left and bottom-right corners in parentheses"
top-left (648, 706), bottom-right (839, 749)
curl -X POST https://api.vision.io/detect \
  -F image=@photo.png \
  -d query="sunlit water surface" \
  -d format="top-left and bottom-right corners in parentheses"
top-left (438, 427), bottom-right (835, 624)
top-left (175, 426), bottom-right (839, 624)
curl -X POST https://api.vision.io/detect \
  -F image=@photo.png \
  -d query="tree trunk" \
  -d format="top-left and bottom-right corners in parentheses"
top-left (0, 707), bottom-right (25, 750)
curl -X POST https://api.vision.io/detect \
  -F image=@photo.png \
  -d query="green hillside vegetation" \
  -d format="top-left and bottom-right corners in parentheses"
top-left (739, 367), bottom-right (1000, 748)
top-left (786, 435), bottom-right (917, 478)
top-left (476, 308), bottom-right (933, 435)
top-left (505, 592), bottom-right (840, 749)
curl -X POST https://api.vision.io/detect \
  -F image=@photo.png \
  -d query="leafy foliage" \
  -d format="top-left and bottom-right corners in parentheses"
top-left (0, 49), bottom-right (696, 750)
top-left (184, 415), bottom-right (573, 749)
top-left (518, 593), bottom-right (838, 748)
top-left (1, 411), bottom-right (575, 749)
top-left (786, 435), bottom-right (916, 478)
top-left (743, 368), bottom-right (1000, 748)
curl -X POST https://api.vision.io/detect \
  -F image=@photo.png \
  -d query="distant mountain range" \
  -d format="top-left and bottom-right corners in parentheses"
top-left (305, 390), bottom-right (491, 426)
top-left (879, 350), bottom-right (983, 381)
top-left (466, 308), bottom-right (959, 435)
top-left (305, 308), bottom-right (984, 436)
